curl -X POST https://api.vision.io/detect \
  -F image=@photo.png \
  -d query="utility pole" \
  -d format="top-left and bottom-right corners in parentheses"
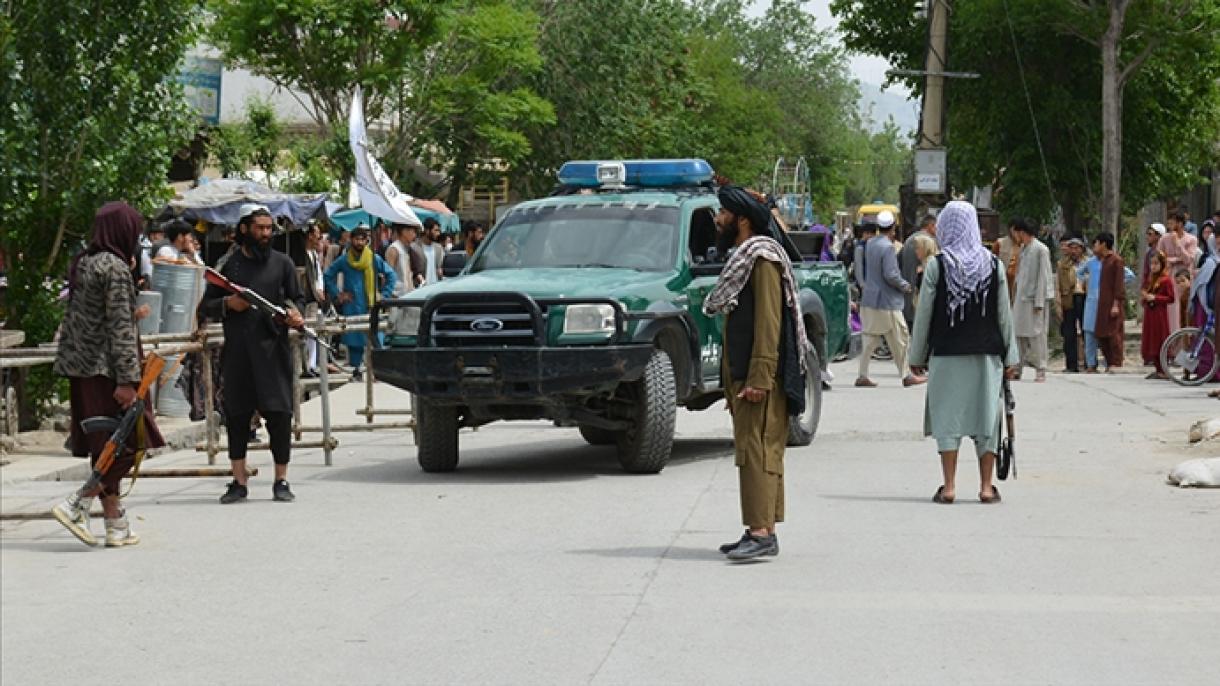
top-left (888, 0), bottom-right (978, 222)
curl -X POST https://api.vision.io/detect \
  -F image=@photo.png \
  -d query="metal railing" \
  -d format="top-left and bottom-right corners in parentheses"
top-left (0, 313), bottom-right (415, 467)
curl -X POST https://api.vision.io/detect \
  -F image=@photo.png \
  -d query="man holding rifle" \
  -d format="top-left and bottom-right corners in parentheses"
top-left (202, 204), bottom-right (305, 504)
top-left (52, 202), bottom-right (165, 548)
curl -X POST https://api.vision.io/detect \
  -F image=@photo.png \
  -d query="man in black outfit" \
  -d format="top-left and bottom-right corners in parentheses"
top-left (202, 204), bottom-right (305, 504)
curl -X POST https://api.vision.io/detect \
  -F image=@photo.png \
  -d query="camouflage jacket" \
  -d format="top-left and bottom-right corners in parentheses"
top-left (54, 252), bottom-right (142, 385)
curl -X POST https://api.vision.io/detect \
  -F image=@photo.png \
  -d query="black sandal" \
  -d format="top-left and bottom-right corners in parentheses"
top-left (979, 486), bottom-right (1002, 504)
top-left (932, 486), bottom-right (955, 504)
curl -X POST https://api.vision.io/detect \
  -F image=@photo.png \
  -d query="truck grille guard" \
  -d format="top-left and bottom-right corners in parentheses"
top-left (373, 292), bottom-right (664, 349)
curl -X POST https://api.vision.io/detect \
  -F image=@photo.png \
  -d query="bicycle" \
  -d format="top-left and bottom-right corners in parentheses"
top-left (1160, 311), bottom-right (1218, 386)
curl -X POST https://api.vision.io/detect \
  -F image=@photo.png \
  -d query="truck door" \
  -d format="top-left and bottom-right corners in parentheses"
top-left (683, 204), bottom-right (724, 385)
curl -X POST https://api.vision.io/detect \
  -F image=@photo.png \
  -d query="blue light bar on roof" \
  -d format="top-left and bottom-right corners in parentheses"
top-left (557, 159), bottom-right (714, 188)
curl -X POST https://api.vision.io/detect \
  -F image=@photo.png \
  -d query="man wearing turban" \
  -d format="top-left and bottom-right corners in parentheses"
top-left (704, 186), bottom-right (810, 561)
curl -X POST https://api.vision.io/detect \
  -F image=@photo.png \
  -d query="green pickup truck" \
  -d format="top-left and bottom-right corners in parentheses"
top-left (372, 159), bottom-right (852, 474)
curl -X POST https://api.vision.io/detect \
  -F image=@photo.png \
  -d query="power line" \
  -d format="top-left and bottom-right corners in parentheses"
top-left (1001, 0), bottom-right (1057, 209)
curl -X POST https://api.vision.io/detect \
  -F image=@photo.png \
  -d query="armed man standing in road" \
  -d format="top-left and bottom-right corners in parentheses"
top-left (856, 210), bottom-right (925, 388)
top-left (704, 186), bottom-right (810, 561)
top-left (202, 204), bottom-right (305, 504)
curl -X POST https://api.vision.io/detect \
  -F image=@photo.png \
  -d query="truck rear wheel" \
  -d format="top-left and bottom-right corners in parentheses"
top-left (579, 425), bottom-right (617, 446)
top-left (787, 345), bottom-right (823, 447)
top-left (615, 349), bottom-right (676, 474)
top-left (416, 400), bottom-right (459, 472)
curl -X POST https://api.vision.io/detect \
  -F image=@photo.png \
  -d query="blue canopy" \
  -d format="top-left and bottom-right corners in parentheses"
top-left (165, 179), bottom-right (328, 226)
top-left (330, 207), bottom-right (461, 234)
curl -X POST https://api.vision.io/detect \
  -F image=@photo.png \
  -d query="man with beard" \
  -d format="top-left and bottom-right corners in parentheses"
top-left (325, 224), bottom-right (396, 380)
top-left (465, 222), bottom-right (486, 257)
top-left (52, 202), bottom-right (165, 547)
top-left (703, 186), bottom-right (809, 561)
top-left (415, 218), bottom-right (445, 286)
top-left (202, 204), bottom-right (305, 504)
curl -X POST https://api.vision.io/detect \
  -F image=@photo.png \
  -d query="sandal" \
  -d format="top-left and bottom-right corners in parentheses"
top-left (979, 486), bottom-right (1002, 504)
top-left (932, 486), bottom-right (955, 504)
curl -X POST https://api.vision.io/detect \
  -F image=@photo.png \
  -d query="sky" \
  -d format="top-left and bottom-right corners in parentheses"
top-left (749, 0), bottom-right (910, 95)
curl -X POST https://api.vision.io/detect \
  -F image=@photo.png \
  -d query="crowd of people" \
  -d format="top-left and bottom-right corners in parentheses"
top-left (48, 202), bottom-right (492, 548)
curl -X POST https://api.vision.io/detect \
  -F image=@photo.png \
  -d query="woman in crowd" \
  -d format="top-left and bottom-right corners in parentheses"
top-left (1140, 251), bottom-right (1175, 379)
top-left (910, 200), bottom-right (1018, 505)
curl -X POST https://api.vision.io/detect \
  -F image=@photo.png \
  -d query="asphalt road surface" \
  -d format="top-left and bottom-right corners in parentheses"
top-left (2, 362), bottom-right (1216, 685)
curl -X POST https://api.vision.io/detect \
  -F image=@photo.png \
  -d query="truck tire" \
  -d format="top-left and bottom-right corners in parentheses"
top-left (615, 349), bottom-right (676, 474)
top-left (787, 346), bottom-right (823, 447)
top-left (416, 400), bottom-right (459, 472)
top-left (579, 425), bottom-right (617, 446)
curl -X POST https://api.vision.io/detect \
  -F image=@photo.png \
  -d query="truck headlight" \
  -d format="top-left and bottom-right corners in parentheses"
top-left (395, 306), bottom-right (422, 336)
top-left (563, 304), bottom-right (616, 335)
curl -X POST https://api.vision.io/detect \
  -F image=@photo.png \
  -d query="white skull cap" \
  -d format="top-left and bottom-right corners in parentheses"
top-left (239, 203), bottom-right (270, 220)
top-left (877, 210), bottom-right (895, 228)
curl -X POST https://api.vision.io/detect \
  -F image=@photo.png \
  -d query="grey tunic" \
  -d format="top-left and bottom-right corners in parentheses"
top-left (909, 257), bottom-right (1019, 456)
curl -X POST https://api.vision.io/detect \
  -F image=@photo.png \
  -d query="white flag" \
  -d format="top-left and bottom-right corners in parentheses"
top-left (348, 87), bottom-right (422, 227)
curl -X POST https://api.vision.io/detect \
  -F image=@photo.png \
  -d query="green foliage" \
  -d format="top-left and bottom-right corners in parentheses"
top-left (387, 1), bottom-right (554, 204)
top-left (208, 0), bottom-right (551, 202)
top-left (0, 0), bottom-right (199, 423)
top-left (831, 0), bottom-right (1220, 231)
top-left (508, 0), bottom-right (707, 197)
top-left (243, 97), bottom-right (283, 186)
top-left (206, 0), bottom-right (445, 128)
top-left (843, 121), bottom-right (913, 207)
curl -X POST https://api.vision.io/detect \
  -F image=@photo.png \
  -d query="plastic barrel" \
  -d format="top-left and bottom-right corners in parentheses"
top-left (156, 354), bottom-right (190, 417)
top-left (152, 262), bottom-right (205, 334)
top-left (136, 291), bottom-right (162, 336)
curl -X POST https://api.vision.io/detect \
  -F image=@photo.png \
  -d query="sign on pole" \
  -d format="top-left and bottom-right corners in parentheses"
top-left (177, 55), bottom-right (222, 125)
top-left (913, 148), bottom-right (947, 195)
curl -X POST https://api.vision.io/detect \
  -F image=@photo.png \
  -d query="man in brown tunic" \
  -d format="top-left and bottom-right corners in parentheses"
top-left (1092, 232), bottom-right (1127, 370)
top-left (703, 186), bottom-right (809, 561)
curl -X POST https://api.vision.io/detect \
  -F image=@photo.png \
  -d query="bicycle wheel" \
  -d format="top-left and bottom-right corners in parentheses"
top-left (1161, 327), bottom-right (1219, 386)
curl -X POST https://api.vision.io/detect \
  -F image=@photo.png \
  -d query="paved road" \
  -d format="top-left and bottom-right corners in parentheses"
top-left (2, 362), bottom-right (1216, 685)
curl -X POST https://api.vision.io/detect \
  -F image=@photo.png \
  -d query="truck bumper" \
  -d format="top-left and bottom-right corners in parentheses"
top-left (371, 345), bottom-right (655, 403)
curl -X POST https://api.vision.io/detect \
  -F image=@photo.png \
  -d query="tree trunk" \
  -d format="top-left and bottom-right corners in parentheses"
top-left (1099, 1), bottom-right (1128, 240)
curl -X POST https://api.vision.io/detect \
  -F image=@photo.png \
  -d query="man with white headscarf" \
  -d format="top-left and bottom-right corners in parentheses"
top-left (856, 210), bottom-right (925, 388)
top-left (910, 201), bottom-right (1019, 504)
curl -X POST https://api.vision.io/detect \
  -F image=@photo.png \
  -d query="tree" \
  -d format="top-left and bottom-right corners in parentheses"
top-left (509, 0), bottom-right (705, 197)
top-left (0, 0), bottom-right (199, 423)
top-left (209, 96), bottom-right (285, 186)
top-left (207, 0), bottom-right (444, 131)
top-left (390, 2), bottom-right (554, 207)
top-left (832, 0), bottom-right (1220, 234)
top-left (513, 0), bottom-right (864, 214)
top-left (1064, 0), bottom-right (1214, 235)
top-left (208, 0), bottom-right (551, 202)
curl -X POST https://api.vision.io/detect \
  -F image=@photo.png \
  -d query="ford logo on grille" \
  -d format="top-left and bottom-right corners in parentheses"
top-left (470, 318), bottom-right (504, 333)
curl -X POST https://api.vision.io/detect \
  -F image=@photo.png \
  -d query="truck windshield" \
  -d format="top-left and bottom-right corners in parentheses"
top-left (471, 204), bottom-right (680, 272)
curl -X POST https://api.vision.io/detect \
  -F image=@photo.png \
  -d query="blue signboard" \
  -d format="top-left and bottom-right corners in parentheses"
top-left (177, 56), bottom-right (222, 125)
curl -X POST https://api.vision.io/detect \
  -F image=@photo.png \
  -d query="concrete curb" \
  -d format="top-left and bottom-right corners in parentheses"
top-left (0, 419), bottom-right (207, 487)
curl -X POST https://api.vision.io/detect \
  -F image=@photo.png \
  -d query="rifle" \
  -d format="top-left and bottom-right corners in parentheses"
top-left (204, 266), bottom-right (332, 351)
top-left (75, 354), bottom-right (165, 498)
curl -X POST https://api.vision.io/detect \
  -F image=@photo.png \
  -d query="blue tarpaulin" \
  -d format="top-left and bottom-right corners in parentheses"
top-left (164, 179), bottom-right (328, 226)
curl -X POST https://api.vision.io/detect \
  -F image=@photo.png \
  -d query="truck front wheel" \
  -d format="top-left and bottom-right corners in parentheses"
top-left (787, 345), bottom-right (823, 446)
top-left (416, 400), bottom-right (459, 472)
top-left (615, 349), bottom-right (676, 474)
